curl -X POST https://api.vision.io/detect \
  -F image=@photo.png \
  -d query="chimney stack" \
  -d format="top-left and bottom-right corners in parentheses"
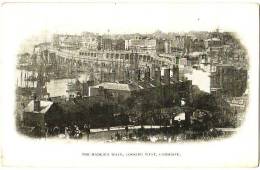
top-left (111, 69), bottom-right (116, 82)
top-left (32, 92), bottom-right (40, 112)
top-left (172, 65), bottom-right (179, 82)
top-left (134, 53), bottom-right (138, 69)
top-left (151, 64), bottom-right (156, 79)
top-left (98, 86), bottom-right (105, 96)
top-left (34, 99), bottom-right (41, 112)
top-left (124, 68), bottom-right (130, 82)
top-left (164, 68), bottom-right (170, 85)
top-left (134, 69), bottom-right (141, 81)
top-left (144, 66), bottom-right (150, 82)
top-left (155, 68), bottom-right (161, 86)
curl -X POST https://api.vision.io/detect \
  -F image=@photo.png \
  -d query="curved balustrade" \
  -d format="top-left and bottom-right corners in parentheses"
top-left (48, 48), bottom-right (173, 67)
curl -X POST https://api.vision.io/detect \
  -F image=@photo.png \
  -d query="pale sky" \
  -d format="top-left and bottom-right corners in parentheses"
top-left (1, 2), bottom-right (257, 35)
top-left (0, 2), bottom-right (258, 53)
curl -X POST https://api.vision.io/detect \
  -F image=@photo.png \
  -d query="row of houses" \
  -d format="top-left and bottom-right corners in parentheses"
top-left (22, 76), bottom-right (193, 133)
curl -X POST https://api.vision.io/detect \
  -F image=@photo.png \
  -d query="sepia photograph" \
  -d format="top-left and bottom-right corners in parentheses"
top-left (0, 0), bottom-right (259, 168)
top-left (16, 27), bottom-right (248, 142)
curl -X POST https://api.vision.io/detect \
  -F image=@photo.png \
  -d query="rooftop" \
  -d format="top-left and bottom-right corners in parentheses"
top-left (91, 82), bottom-right (141, 91)
top-left (24, 100), bottom-right (53, 114)
top-left (215, 64), bottom-right (234, 67)
top-left (205, 38), bottom-right (221, 41)
top-left (189, 51), bottom-right (207, 57)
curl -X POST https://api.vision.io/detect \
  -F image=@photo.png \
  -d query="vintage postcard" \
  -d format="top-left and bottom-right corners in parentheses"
top-left (0, 0), bottom-right (259, 168)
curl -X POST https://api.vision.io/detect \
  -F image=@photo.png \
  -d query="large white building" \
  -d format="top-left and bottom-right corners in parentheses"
top-left (125, 37), bottom-right (165, 53)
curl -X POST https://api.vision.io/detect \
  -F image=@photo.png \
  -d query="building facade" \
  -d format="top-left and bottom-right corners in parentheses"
top-left (52, 34), bottom-right (81, 50)
top-left (210, 65), bottom-right (247, 97)
top-left (125, 37), bottom-right (166, 53)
